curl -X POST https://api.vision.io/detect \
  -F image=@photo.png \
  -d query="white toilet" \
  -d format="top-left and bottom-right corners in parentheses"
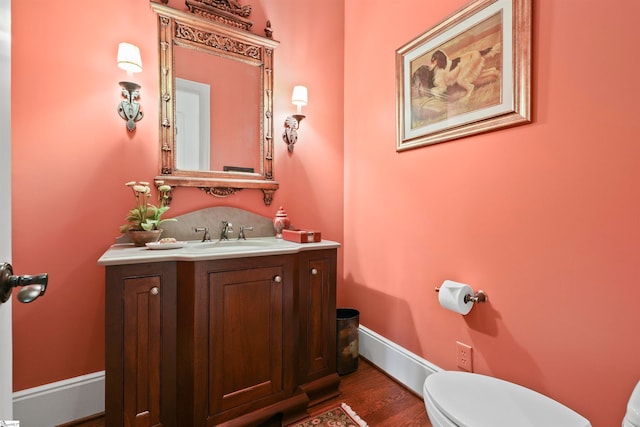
top-left (423, 371), bottom-right (592, 427)
top-left (623, 380), bottom-right (640, 427)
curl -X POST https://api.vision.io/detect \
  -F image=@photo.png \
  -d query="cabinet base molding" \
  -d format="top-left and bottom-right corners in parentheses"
top-left (298, 373), bottom-right (341, 407)
top-left (216, 393), bottom-right (309, 427)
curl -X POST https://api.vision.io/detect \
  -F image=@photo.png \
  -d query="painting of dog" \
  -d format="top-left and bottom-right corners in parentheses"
top-left (408, 12), bottom-right (503, 128)
top-left (396, 0), bottom-right (531, 151)
top-left (413, 43), bottom-right (501, 102)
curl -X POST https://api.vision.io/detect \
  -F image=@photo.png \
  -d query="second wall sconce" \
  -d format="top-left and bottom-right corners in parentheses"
top-left (117, 42), bottom-right (143, 132)
top-left (282, 85), bottom-right (308, 152)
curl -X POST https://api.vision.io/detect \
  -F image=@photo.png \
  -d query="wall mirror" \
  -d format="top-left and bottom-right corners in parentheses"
top-left (151, 1), bottom-right (279, 205)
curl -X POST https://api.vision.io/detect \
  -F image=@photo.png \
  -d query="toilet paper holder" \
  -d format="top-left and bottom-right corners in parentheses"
top-left (434, 287), bottom-right (488, 304)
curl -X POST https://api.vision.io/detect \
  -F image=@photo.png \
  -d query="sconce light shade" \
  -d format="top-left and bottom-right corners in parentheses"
top-left (117, 42), bottom-right (142, 73)
top-left (117, 42), bottom-right (143, 132)
top-left (291, 85), bottom-right (308, 106)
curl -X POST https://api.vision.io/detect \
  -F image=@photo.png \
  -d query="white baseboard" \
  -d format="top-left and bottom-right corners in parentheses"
top-left (358, 324), bottom-right (442, 396)
top-left (13, 371), bottom-right (104, 427)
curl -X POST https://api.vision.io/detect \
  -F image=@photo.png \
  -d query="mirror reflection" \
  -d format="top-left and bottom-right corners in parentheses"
top-left (174, 46), bottom-right (261, 173)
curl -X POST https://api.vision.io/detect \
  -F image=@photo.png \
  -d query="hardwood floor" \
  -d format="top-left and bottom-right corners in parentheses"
top-left (63, 357), bottom-right (431, 427)
top-left (307, 358), bottom-right (431, 426)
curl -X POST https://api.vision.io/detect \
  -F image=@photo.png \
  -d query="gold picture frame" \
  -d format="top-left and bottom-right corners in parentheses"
top-left (396, 0), bottom-right (531, 151)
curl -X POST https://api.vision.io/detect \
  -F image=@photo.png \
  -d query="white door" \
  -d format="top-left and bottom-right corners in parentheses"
top-left (0, 0), bottom-right (12, 420)
top-left (175, 78), bottom-right (210, 170)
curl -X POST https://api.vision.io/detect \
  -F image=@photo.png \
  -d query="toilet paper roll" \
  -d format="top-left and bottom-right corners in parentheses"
top-left (438, 280), bottom-right (474, 315)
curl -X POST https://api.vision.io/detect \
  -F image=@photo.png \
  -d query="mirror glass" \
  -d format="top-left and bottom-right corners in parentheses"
top-left (151, 2), bottom-right (279, 206)
top-left (174, 46), bottom-right (261, 173)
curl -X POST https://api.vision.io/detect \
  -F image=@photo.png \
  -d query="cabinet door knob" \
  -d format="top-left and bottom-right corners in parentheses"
top-left (311, 268), bottom-right (318, 275)
top-left (273, 275), bottom-right (282, 283)
top-left (150, 287), bottom-right (159, 296)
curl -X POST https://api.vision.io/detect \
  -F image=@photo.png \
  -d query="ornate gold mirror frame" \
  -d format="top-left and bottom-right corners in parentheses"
top-left (150, 1), bottom-right (279, 206)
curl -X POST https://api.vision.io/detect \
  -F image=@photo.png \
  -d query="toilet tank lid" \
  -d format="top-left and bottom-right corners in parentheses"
top-left (425, 372), bottom-right (591, 427)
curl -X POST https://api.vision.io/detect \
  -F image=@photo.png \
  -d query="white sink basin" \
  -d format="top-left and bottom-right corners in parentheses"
top-left (184, 238), bottom-right (295, 254)
top-left (189, 239), bottom-right (276, 251)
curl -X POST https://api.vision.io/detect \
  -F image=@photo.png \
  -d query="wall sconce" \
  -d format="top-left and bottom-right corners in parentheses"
top-left (282, 85), bottom-right (308, 152)
top-left (117, 42), bottom-right (143, 132)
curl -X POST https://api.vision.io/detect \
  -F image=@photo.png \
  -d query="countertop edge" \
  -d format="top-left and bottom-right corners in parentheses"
top-left (98, 239), bottom-right (341, 266)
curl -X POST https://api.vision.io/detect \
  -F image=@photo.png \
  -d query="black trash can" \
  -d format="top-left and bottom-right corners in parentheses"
top-left (336, 308), bottom-right (359, 375)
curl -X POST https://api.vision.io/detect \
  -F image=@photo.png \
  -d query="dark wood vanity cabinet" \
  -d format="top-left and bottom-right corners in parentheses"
top-left (104, 249), bottom-right (339, 427)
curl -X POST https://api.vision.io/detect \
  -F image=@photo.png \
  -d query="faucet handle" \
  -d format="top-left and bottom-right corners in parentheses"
top-left (238, 226), bottom-right (254, 240)
top-left (194, 227), bottom-right (210, 242)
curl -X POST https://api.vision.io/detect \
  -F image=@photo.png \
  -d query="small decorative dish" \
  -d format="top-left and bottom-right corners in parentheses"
top-left (145, 241), bottom-right (186, 250)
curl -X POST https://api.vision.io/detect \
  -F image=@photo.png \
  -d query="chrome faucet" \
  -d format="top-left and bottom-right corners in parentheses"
top-left (194, 227), bottom-right (211, 242)
top-left (219, 221), bottom-right (233, 241)
top-left (237, 226), bottom-right (253, 240)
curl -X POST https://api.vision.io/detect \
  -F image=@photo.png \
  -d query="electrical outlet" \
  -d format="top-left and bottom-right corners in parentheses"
top-left (456, 341), bottom-right (473, 372)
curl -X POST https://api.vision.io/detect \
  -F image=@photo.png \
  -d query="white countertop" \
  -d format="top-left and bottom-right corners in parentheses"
top-left (98, 237), bottom-right (341, 266)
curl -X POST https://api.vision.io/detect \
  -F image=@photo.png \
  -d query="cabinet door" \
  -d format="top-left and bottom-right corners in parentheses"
top-left (298, 249), bottom-right (337, 383)
top-left (105, 263), bottom-right (176, 427)
top-left (123, 276), bottom-right (161, 427)
top-left (212, 264), bottom-right (285, 412)
top-left (184, 256), bottom-right (295, 426)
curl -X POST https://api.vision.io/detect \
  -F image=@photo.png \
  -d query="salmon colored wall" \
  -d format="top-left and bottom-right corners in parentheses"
top-left (343, 1), bottom-right (640, 426)
top-left (18, 0), bottom-right (640, 425)
top-left (10, 0), bottom-right (343, 394)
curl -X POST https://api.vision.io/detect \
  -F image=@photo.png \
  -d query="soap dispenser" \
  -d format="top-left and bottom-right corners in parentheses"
top-left (273, 206), bottom-right (290, 238)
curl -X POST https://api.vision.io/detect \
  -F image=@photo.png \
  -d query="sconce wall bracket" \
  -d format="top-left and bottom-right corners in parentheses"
top-left (118, 81), bottom-right (144, 132)
top-left (282, 114), bottom-right (305, 152)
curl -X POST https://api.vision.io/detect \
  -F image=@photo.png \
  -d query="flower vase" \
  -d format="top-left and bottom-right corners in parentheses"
top-left (128, 229), bottom-right (163, 247)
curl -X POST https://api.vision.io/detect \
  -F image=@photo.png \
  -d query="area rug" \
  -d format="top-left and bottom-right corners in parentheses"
top-left (290, 403), bottom-right (368, 427)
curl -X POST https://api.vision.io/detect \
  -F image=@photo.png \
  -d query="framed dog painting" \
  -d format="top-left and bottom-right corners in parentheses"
top-left (396, 0), bottom-right (531, 151)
